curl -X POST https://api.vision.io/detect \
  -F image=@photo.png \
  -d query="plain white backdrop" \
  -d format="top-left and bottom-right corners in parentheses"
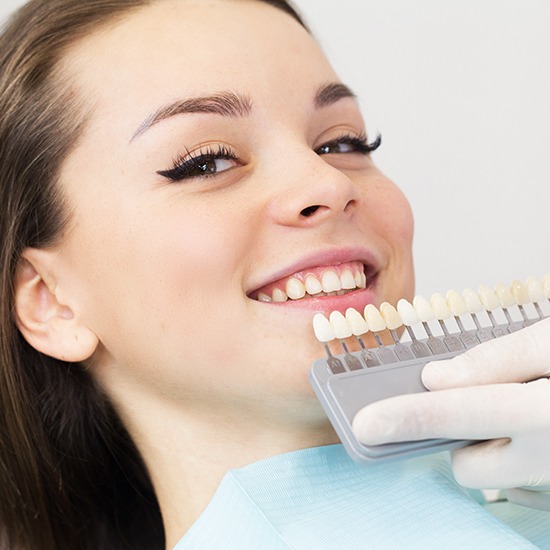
top-left (1, 1), bottom-right (549, 298)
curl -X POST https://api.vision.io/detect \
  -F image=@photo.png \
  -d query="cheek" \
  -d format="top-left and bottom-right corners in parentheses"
top-left (365, 174), bottom-right (415, 249)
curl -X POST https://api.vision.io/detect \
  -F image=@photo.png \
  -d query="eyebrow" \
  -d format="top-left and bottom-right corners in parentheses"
top-left (314, 82), bottom-right (356, 108)
top-left (131, 82), bottom-right (356, 141)
top-left (131, 91), bottom-right (253, 141)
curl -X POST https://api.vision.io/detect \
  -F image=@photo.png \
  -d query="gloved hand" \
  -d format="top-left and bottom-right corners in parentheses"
top-left (352, 317), bottom-right (550, 510)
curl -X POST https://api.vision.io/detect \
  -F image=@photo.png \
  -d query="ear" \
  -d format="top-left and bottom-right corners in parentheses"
top-left (14, 250), bottom-right (99, 362)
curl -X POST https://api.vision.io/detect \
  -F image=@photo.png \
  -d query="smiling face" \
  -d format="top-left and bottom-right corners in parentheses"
top-left (47, 0), bottom-right (414, 426)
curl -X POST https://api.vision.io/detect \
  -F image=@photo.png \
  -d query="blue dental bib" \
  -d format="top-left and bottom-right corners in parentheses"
top-left (175, 444), bottom-right (547, 549)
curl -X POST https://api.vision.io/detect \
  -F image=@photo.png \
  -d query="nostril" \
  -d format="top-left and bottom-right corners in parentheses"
top-left (300, 205), bottom-right (321, 217)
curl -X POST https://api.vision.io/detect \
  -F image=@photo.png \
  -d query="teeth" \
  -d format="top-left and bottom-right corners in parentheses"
top-left (345, 308), bottom-right (369, 335)
top-left (355, 271), bottom-right (365, 288)
top-left (364, 304), bottom-right (386, 332)
top-left (305, 275), bottom-right (323, 295)
top-left (511, 279), bottom-right (529, 305)
top-left (258, 292), bottom-right (272, 303)
top-left (463, 288), bottom-right (483, 313)
top-left (340, 269), bottom-right (356, 290)
top-left (430, 292), bottom-right (451, 320)
top-left (379, 302), bottom-right (402, 330)
top-left (272, 288), bottom-right (288, 303)
top-left (329, 311), bottom-right (352, 339)
top-left (495, 283), bottom-right (515, 308)
top-left (413, 295), bottom-right (435, 322)
top-left (396, 299), bottom-right (420, 326)
top-left (446, 289), bottom-right (468, 316)
top-left (321, 270), bottom-right (342, 293)
top-left (313, 313), bottom-right (335, 342)
top-left (478, 285), bottom-right (500, 311)
top-left (526, 276), bottom-right (545, 303)
top-left (286, 277), bottom-right (306, 300)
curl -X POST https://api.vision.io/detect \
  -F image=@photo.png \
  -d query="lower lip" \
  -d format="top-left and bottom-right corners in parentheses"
top-left (253, 283), bottom-right (379, 315)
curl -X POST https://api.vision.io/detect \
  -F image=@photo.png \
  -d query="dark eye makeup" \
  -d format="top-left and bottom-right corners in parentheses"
top-left (157, 132), bottom-right (382, 183)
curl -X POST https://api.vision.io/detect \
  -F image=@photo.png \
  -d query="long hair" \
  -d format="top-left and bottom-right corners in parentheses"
top-left (0, 1), bottom-right (306, 548)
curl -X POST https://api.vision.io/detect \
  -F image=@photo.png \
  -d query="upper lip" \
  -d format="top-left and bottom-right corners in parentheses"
top-left (246, 246), bottom-right (381, 296)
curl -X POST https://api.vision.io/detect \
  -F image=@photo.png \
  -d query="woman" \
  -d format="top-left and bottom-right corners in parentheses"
top-left (0, 1), bottom-right (548, 548)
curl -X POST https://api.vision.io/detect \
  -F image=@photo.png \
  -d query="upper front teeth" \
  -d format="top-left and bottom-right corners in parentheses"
top-left (259, 267), bottom-right (367, 303)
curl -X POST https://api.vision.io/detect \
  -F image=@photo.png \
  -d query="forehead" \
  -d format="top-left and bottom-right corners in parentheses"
top-left (60, 0), bottom-right (338, 138)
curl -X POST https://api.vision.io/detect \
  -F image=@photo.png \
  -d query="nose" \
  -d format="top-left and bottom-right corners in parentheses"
top-left (266, 149), bottom-right (360, 228)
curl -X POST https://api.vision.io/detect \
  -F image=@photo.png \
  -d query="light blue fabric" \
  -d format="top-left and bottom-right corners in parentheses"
top-left (174, 444), bottom-right (548, 549)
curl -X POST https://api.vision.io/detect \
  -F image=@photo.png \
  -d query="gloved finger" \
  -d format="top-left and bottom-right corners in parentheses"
top-left (451, 435), bottom-right (550, 489)
top-left (422, 318), bottom-right (550, 390)
top-left (352, 379), bottom-right (550, 446)
top-left (506, 488), bottom-right (550, 512)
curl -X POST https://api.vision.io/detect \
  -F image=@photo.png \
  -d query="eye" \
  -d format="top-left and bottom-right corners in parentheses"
top-left (315, 133), bottom-right (382, 156)
top-left (157, 144), bottom-right (240, 182)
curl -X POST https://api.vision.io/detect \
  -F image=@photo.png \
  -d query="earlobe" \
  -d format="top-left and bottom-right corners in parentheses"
top-left (14, 252), bottom-right (99, 362)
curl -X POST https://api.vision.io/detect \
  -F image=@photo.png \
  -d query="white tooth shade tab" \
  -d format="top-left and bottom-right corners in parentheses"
top-left (329, 311), bottom-right (352, 339)
top-left (286, 277), bottom-right (306, 300)
top-left (413, 295), bottom-right (435, 322)
top-left (478, 285), bottom-right (500, 311)
top-left (345, 308), bottom-right (369, 335)
top-left (305, 275), bottom-right (323, 295)
top-left (396, 299), bottom-right (420, 326)
top-left (495, 283), bottom-right (515, 308)
top-left (543, 275), bottom-right (550, 298)
top-left (446, 290), bottom-right (468, 316)
top-left (526, 277), bottom-right (545, 303)
top-left (463, 288), bottom-right (483, 313)
top-left (379, 302), bottom-right (402, 330)
top-left (322, 270), bottom-right (341, 293)
top-left (430, 293), bottom-right (451, 320)
top-left (364, 304), bottom-right (387, 332)
top-left (511, 280), bottom-right (529, 305)
top-left (313, 314), bottom-right (335, 342)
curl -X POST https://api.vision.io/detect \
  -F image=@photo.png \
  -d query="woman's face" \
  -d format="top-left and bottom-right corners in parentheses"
top-left (52, 0), bottom-right (414, 421)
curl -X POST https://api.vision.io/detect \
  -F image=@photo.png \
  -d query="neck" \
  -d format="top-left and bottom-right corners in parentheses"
top-left (111, 388), bottom-right (338, 549)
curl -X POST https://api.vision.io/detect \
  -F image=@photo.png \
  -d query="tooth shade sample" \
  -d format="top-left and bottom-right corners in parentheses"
top-left (329, 311), bottom-right (353, 339)
top-left (345, 308), bottom-right (369, 335)
top-left (286, 277), bottom-right (306, 300)
top-left (511, 280), bottom-right (529, 305)
top-left (379, 302), bottom-right (402, 330)
top-left (478, 285), bottom-right (500, 311)
top-left (430, 293), bottom-right (451, 320)
top-left (258, 292), bottom-right (272, 303)
top-left (313, 314), bottom-right (335, 342)
top-left (446, 290), bottom-right (468, 316)
top-left (495, 283), bottom-right (515, 308)
top-left (322, 270), bottom-right (341, 293)
top-left (304, 275), bottom-right (323, 295)
top-left (413, 295), bottom-right (435, 322)
top-left (364, 304), bottom-right (386, 332)
top-left (463, 288), bottom-right (483, 313)
top-left (543, 275), bottom-right (550, 298)
top-left (396, 299), bottom-right (420, 326)
top-left (526, 276), bottom-right (545, 302)
top-left (340, 270), bottom-right (356, 290)
top-left (272, 288), bottom-right (288, 302)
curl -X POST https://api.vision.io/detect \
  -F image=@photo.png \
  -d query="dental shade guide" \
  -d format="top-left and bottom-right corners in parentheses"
top-left (309, 275), bottom-right (550, 464)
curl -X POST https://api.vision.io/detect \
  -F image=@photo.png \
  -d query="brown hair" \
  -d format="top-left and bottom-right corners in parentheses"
top-left (0, 1), bottom-right (306, 548)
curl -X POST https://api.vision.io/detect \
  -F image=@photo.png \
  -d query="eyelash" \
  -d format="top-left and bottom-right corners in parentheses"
top-left (157, 133), bottom-right (382, 183)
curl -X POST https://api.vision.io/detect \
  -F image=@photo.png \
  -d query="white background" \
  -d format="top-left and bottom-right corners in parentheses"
top-left (2, 1), bottom-right (549, 298)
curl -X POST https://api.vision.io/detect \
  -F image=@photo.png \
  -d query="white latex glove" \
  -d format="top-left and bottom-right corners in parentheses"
top-left (352, 317), bottom-right (550, 510)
